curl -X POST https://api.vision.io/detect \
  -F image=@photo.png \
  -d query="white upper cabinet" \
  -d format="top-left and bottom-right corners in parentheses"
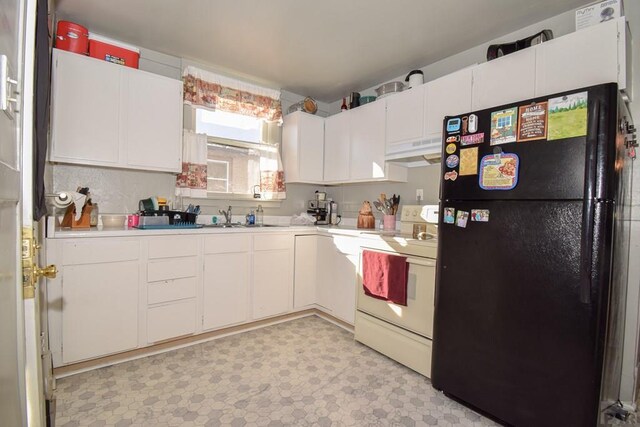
top-left (282, 111), bottom-right (325, 183)
top-left (424, 68), bottom-right (473, 140)
top-left (385, 85), bottom-right (425, 145)
top-left (50, 48), bottom-right (183, 173)
top-left (323, 111), bottom-right (350, 182)
top-left (535, 17), bottom-right (628, 98)
top-left (51, 49), bottom-right (121, 165)
top-left (350, 101), bottom-right (388, 180)
top-left (472, 48), bottom-right (536, 111)
top-left (122, 67), bottom-right (183, 172)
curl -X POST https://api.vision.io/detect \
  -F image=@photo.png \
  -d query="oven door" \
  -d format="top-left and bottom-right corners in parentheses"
top-left (356, 248), bottom-right (436, 338)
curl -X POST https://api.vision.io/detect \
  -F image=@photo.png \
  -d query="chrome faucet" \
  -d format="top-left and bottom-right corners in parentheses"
top-left (218, 206), bottom-right (232, 224)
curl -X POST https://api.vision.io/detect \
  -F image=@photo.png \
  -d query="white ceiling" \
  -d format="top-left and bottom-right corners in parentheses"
top-left (55, 0), bottom-right (590, 103)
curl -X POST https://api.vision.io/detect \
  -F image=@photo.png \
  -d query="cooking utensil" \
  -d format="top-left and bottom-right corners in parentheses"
top-left (286, 96), bottom-right (318, 115)
top-left (101, 214), bottom-right (127, 228)
top-left (375, 81), bottom-right (405, 99)
top-left (360, 95), bottom-right (376, 105)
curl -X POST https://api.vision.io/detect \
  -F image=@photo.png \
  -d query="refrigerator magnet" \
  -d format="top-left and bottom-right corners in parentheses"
top-left (444, 171), bottom-right (458, 181)
top-left (479, 152), bottom-right (519, 190)
top-left (490, 107), bottom-right (518, 145)
top-left (517, 102), bottom-right (548, 142)
top-left (446, 135), bottom-right (460, 143)
top-left (459, 147), bottom-right (479, 176)
top-left (547, 92), bottom-right (588, 141)
top-left (443, 207), bottom-right (455, 224)
top-left (446, 143), bottom-right (457, 154)
top-left (470, 209), bottom-right (490, 222)
top-left (460, 132), bottom-right (484, 146)
top-left (455, 210), bottom-right (469, 228)
top-left (446, 154), bottom-right (460, 168)
top-left (446, 117), bottom-right (462, 133)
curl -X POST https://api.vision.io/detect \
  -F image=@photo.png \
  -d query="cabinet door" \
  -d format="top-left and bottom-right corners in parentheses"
top-left (50, 49), bottom-right (121, 165)
top-left (62, 261), bottom-right (138, 363)
top-left (349, 101), bottom-right (386, 180)
top-left (332, 253), bottom-right (358, 324)
top-left (202, 252), bottom-right (249, 330)
top-left (298, 113), bottom-right (325, 182)
top-left (122, 69), bottom-right (183, 172)
top-left (535, 18), bottom-right (620, 97)
top-left (472, 48), bottom-right (536, 111)
top-left (282, 112), bottom-right (325, 183)
top-left (253, 249), bottom-right (293, 319)
top-left (424, 68), bottom-right (473, 139)
top-left (315, 236), bottom-right (334, 312)
top-left (386, 86), bottom-right (425, 147)
top-left (323, 113), bottom-right (350, 182)
top-left (294, 236), bottom-right (318, 308)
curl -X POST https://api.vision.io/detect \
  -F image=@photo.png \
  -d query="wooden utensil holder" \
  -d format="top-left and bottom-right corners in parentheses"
top-left (61, 204), bottom-right (92, 228)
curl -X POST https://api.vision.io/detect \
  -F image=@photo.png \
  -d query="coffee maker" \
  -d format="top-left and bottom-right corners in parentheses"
top-left (307, 191), bottom-right (339, 225)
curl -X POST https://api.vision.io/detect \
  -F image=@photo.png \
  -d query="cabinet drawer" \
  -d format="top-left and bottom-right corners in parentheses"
top-left (62, 239), bottom-right (139, 265)
top-left (204, 234), bottom-right (250, 254)
top-left (147, 257), bottom-right (197, 282)
top-left (147, 299), bottom-right (196, 343)
top-left (147, 277), bottom-right (196, 305)
top-left (253, 234), bottom-right (292, 251)
top-left (148, 237), bottom-right (198, 259)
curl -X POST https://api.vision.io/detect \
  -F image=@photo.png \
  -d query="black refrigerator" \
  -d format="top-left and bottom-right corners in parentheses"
top-left (432, 83), bottom-right (636, 427)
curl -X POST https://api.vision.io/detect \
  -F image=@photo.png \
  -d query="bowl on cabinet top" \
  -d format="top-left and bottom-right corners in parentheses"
top-left (101, 214), bottom-right (127, 228)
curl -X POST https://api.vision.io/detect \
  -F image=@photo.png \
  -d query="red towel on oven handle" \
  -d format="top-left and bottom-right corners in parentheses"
top-left (362, 250), bottom-right (409, 306)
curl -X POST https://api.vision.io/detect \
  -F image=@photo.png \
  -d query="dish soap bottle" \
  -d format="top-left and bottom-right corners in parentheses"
top-left (256, 205), bottom-right (264, 226)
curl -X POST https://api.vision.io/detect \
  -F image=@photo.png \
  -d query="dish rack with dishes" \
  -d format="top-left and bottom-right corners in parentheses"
top-left (136, 210), bottom-right (202, 229)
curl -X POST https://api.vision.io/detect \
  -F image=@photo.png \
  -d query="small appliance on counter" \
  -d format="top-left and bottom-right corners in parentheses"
top-left (307, 191), bottom-right (340, 225)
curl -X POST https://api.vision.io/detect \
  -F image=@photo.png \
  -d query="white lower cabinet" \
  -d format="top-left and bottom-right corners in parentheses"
top-left (252, 234), bottom-right (294, 319)
top-left (145, 236), bottom-right (199, 344)
top-left (293, 235), bottom-right (318, 308)
top-left (57, 239), bottom-right (140, 364)
top-left (316, 235), bottom-right (359, 324)
top-left (202, 235), bottom-right (250, 330)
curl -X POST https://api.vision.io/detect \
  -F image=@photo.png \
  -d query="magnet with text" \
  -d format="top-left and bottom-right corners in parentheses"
top-left (470, 209), bottom-right (490, 222)
top-left (446, 154), bottom-right (459, 168)
top-left (443, 207), bottom-right (455, 224)
top-left (445, 143), bottom-right (457, 154)
top-left (490, 107), bottom-right (518, 145)
top-left (479, 152), bottom-right (519, 190)
top-left (446, 117), bottom-right (461, 133)
top-left (548, 92), bottom-right (588, 141)
top-left (444, 171), bottom-right (458, 181)
top-left (446, 135), bottom-right (460, 143)
top-left (462, 116), bottom-right (468, 135)
top-left (460, 132), bottom-right (484, 146)
top-left (517, 102), bottom-right (548, 142)
top-left (459, 147), bottom-right (478, 176)
top-left (455, 210), bottom-right (469, 228)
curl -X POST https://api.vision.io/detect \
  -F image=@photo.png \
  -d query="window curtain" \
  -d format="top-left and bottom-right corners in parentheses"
top-left (182, 66), bottom-right (286, 200)
top-left (183, 66), bottom-right (283, 123)
top-left (176, 130), bottom-right (208, 198)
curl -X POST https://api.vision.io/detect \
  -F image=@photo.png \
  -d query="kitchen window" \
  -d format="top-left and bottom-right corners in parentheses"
top-left (182, 65), bottom-right (285, 200)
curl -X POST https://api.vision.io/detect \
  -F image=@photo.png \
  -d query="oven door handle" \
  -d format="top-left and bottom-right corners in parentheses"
top-left (361, 248), bottom-right (436, 268)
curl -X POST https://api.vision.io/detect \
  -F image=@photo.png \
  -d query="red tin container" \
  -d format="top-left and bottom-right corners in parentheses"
top-left (55, 21), bottom-right (89, 54)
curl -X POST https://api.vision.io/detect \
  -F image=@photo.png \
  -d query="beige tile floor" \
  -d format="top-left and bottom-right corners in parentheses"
top-left (54, 315), bottom-right (498, 426)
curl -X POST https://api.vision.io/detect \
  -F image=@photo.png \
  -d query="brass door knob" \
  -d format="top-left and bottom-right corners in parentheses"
top-left (35, 265), bottom-right (57, 279)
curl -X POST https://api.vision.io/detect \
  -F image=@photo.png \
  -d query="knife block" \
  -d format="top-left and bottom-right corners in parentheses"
top-left (61, 204), bottom-right (92, 228)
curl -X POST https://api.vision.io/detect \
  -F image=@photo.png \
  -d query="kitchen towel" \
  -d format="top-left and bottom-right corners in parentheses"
top-left (362, 250), bottom-right (409, 306)
top-left (176, 130), bottom-right (208, 198)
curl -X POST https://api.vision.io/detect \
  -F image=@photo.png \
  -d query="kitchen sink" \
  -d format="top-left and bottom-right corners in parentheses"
top-left (202, 223), bottom-right (284, 228)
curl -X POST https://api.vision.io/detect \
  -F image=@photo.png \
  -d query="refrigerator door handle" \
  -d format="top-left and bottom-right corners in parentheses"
top-left (579, 100), bottom-right (600, 304)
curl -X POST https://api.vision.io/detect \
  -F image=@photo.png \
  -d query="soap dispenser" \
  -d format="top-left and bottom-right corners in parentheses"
top-left (256, 205), bottom-right (264, 226)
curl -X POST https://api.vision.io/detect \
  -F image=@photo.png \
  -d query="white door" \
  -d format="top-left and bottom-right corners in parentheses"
top-left (0, 0), bottom-right (29, 424)
top-left (323, 112), bottom-right (350, 182)
top-left (349, 101), bottom-right (386, 180)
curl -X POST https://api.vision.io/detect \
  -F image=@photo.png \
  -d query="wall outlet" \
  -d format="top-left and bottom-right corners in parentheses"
top-left (416, 189), bottom-right (423, 202)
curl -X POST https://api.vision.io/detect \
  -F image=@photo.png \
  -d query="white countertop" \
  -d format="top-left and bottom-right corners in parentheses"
top-left (46, 217), bottom-right (437, 256)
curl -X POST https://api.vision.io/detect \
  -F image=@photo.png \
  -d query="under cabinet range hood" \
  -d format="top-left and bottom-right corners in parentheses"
top-left (385, 135), bottom-right (442, 166)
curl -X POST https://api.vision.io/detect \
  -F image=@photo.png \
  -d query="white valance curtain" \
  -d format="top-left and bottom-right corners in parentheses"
top-left (176, 130), bottom-right (208, 198)
top-left (181, 66), bottom-right (286, 200)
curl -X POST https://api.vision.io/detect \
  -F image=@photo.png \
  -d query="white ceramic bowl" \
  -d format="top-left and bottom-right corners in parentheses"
top-left (101, 214), bottom-right (127, 228)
